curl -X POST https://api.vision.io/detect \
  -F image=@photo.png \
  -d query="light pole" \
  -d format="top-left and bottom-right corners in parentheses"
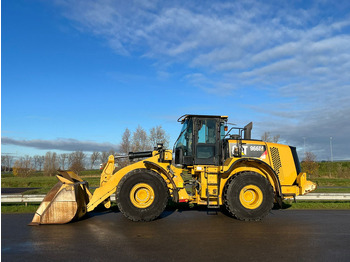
top-left (303, 137), bottom-right (306, 158)
top-left (330, 137), bottom-right (333, 162)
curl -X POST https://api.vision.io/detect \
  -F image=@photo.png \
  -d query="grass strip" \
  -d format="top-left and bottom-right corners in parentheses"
top-left (1, 176), bottom-right (101, 189)
top-left (282, 200), bottom-right (350, 209)
top-left (314, 188), bottom-right (350, 193)
top-left (2, 203), bottom-right (40, 213)
top-left (312, 178), bottom-right (350, 187)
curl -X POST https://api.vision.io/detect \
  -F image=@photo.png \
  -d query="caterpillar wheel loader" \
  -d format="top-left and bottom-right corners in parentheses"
top-left (30, 114), bottom-right (316, 225)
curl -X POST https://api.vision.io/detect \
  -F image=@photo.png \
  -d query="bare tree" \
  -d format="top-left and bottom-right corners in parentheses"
top-left (33, 155), bottom-right (42, 171)
top-left (69, 151), bottom-right (86, 174)
top-left (272, 134), bottom-right (280, 143)
top-left (100, 151), bottom-right (110, 164)
top-left (132, 125), bottom-right (151, 151)
top-left (149, 125), bottom-right (170, 149)
top-left (13, 155), bottom-right (35, 177)
top-left (90, 151), bottom-right (100, 169)
top-left (38, 155), bottom-right (44, 171)
top-left (261, 132), bottom-right (280, 143)
top-left (120, 128), bottom-right (131, 154)
top-left (108, 150), bottom-right (115, 156)
top-left (1, 155), bottom-right (13, 172)
top-left (118, 128), bottom-right (132, 168)
top-left (1, 156), bottom-right (4, 172)
top-left (301, 152), bottom-right (319, 178)
top-left (44, 152), bottom-right (59, 176)
top-left (68, 153), bottom-right (74, 169)
top-left (58, 153), bottom-right (68, 170)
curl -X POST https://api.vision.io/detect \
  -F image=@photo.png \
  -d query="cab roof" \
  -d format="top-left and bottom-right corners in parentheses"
top-left (177, 114), bottom-right (228, 123)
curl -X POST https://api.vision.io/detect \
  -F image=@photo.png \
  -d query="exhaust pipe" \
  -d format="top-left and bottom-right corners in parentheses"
top-left (244, 122), bottom-right (253, 140)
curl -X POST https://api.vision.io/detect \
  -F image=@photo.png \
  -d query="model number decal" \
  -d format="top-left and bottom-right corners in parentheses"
top-left (230, 144), bottom-right (266, 158)
top-left (250, 146), bottom-right (264, 151)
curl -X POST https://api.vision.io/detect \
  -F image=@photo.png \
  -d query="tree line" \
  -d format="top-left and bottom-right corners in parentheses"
top-left (3, 127), bottom-right (323, 178)
top-left (2, 125), bottom-right (169, 177)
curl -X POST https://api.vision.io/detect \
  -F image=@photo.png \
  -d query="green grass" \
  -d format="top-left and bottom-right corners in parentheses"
top-left (1, 203), bottom-right (40, 213)
top-left (312, 177), bottom-right (350, 187)
top-left (1, 176), bottom-right (57, 188)
top-left (282, 201), bottom-right (350, 210)
top-left (1, 174), bottom-right (101, 190)
top-left (317, 161), bottom-right (350, 178)
top-left (314, 187), bottom-right (350, 193)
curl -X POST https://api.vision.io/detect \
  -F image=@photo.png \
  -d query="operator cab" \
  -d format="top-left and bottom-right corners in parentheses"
top-left (174, 115), bottom-right (227, 167)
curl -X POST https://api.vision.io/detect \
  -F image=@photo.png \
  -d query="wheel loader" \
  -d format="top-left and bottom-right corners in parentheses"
top-left (30, 114), bottom-right (316, 225)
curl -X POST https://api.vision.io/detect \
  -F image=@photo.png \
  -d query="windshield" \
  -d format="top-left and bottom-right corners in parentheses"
top-left (174, 119), bottom-right (193, 157)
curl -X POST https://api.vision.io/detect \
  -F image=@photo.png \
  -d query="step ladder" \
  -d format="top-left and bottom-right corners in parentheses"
top-left (205, 167), bottom-right (220, 209)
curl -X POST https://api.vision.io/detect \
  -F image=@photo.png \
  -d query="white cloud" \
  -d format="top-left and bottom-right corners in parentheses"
top-left (54, 0), bottom-right (350, 159)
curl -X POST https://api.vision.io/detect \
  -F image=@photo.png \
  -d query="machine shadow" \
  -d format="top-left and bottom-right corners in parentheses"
top-left (79, 199), bottom-right (292, 223)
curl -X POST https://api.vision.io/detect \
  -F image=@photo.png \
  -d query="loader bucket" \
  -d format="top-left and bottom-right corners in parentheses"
top-left (29, 171), bottom-right (92, 225)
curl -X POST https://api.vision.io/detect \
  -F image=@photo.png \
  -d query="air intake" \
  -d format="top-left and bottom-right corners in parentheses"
top-left (271, 147), bottom-right (282, 176)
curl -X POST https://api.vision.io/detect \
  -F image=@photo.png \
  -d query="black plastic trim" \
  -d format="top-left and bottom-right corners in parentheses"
top-left (223, 158), bottom-right (283, 198)
top-left (143, 161), bottom-right (179, 203)
top-left (289, 146), bottom-right (301, 174)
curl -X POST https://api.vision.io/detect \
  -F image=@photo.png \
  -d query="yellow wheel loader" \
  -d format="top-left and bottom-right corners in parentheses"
top-left (30, 115), bottom-right (316, 225)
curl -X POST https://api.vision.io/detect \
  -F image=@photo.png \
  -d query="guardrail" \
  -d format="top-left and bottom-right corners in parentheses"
top-left (1, 194), bottom-right (117, 204)
top-left (1, 193), bottom-right (350, 204)
top-left (295, 193), bottom-right (350, 201)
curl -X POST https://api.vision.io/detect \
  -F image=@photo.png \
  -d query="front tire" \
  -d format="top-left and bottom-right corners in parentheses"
top-left (224, 172), bottom-right (274, 221)
top-left (116, 169), bottom-right (168, 222)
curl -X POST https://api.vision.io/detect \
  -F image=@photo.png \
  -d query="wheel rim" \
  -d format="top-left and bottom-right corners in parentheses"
top-left (239, 185), bottom-right (263, 209)
top-left (130, 183), bottom-right (155, 208)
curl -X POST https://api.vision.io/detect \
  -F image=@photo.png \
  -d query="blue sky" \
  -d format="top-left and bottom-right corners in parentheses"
top-left (2, 0), bottom-right (350, 160)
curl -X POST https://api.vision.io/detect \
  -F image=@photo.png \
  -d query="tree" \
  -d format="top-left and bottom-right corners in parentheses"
top-left (108, 149), bottom-right (115, 156)
top-left (44, 152), bottom-right (59, 176)
top-left (59, 153), bottom-right (68, 170)
top-left (33, 155), bottom-right (44, 171)
top-left (12, 155), bottom-right (35, 177)
top-left (119, 128), bottom-right (132, 168)
top-left (100, 151), bottom-right (110, 164)
top-left (90, 151), bottom-right (100, 169)
top-left (1, 155), bottom-right (13, 172)
top-left (132, 125), bottom-right (151, 151)
top-left (301, 152), bottom-right (319, 178)
top-left (120, 128), bottom-right (131, 154)
top-left (1, 155), bottom-right (6, 172)
top-left (69, 151), bottom-right (86, 174)
top-left (149, 125), bottom-right (170, 149)
top-left (261, 132), bottom-right (280, 143)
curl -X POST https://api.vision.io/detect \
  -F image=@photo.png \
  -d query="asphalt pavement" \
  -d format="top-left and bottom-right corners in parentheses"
top-left (2, 208), bottom-right (350, 261)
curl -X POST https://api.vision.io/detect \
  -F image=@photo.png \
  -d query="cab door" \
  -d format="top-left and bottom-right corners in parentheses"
top-left (194, 118), bottom-right (220, 165)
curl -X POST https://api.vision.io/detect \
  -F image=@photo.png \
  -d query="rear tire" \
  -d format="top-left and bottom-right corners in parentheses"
top-left (116, 169), bottom-right (168, 222)
top-left (224, 172), bottom-right (274, 221)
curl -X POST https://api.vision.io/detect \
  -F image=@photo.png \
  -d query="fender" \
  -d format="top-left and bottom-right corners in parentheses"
top-left (143, 161), bottom-right (179, 203)
top-left (224, 158), bottom-right (283, 202)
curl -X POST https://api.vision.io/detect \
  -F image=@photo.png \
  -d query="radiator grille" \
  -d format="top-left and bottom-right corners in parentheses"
top-left (271, 147), bottom-right (282, 175)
